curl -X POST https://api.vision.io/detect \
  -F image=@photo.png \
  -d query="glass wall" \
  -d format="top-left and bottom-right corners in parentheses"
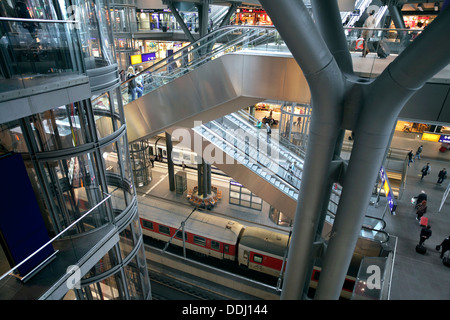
top-left (279, 103), bottom-right (311, 149)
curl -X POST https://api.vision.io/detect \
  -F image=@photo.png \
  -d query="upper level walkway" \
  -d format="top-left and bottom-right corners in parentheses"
top-left (120, 26), bottom-right (450, 143)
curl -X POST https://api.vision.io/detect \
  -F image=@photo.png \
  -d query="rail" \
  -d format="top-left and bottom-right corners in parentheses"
top-left (0, 192), bottom-right (111, 284)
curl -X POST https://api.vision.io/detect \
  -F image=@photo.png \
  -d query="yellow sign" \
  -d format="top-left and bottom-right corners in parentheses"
top-left (421, 132), bottom-right (440, 142)
top-left (130, 54), bottom-right (142, 65)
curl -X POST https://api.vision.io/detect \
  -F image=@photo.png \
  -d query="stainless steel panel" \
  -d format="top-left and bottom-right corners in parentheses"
top-left (399, 83), bottom-right (450, 122)
top-left (124, 53), bottom-right (312, 142)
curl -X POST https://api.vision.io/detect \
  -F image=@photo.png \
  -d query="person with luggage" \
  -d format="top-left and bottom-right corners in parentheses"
top-left (420, 163), bottom-right (431, 180)
top-left (437, 236), bottom-right (450, 259)
top-left (419, 225), bottom-right (432, 246)
top-left (413, 191), bottom-right (427, 209)
top-left (437, 168), bottom-right (447, 184)
top-left (416, 199), bottom-right (427, 221)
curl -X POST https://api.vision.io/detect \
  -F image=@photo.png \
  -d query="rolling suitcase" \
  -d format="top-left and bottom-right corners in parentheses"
top-left (416, 244), bottom-right (427, 254)
top-left (443, 250), bottom-right (450, 267)
top-left (376, 39), bottom-right (390, 59)
top-left (420, 216), bottom-right (428, 226)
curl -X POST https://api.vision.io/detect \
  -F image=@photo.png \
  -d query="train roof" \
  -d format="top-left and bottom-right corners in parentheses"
top-left (140, 208), bottom-right (244, 243)
top-left (239, 226), bottom-right (290, 257)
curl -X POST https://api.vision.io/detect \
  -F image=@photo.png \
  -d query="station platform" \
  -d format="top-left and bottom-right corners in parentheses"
top-left (136, 130), bottom-right (450, 300)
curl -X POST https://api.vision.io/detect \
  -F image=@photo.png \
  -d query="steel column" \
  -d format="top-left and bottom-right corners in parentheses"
top-left (314, 6), bottom-right (450, 299)
top-left (259, 0), bottom-right (344, 300)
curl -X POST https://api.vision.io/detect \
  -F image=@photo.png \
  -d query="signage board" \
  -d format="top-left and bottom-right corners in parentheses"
top-left (379, 166), bottom-right (397, 214)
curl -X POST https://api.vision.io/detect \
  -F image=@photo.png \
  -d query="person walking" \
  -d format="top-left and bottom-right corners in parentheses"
top-left (419, 225), bottom-right (432, 246)
top-left (437, 236), bottom-right (450, 258)
top-left (266, 122), bottom-right (271, 143)
top-left (413, 191), bottom-right (427, 209)
top-left (407, 150), bottom-right (414, 167)
top-left (416, 199), bottom-right (427, 221)
top-left (414, 145), bottom-right (423, 160)
top-left (420, 162), bottom-right (431, 180)
top-left (437, 168), bottom-right (447, 184)
top-left (361, 10), bottom-right (376, 57)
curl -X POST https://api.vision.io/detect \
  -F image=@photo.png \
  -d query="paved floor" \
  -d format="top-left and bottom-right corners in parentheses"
top-left (137, 129), bottom-right (450, 300)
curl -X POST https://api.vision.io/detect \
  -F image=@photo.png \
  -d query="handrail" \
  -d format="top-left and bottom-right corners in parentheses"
top-left (0, 192), bottom-right (111, 282)
top-left (0, 17), bottom-right (79, 24)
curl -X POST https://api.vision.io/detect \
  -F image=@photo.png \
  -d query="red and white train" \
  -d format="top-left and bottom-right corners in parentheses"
top-left (140, 208), bottom-right (356, 299)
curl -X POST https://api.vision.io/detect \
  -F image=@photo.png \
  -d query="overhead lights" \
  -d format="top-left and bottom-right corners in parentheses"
top-left (417, 3), bottom-right (424, 11)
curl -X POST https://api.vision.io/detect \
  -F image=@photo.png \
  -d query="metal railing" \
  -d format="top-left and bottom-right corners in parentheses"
top-left (0, 192), bottom-right (111, 285)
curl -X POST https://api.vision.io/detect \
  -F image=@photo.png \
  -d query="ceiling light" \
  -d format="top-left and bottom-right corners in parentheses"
top-left (435, 2), bottom-right (439, 11)
top-left (418, 3), bottom-right (424, 11)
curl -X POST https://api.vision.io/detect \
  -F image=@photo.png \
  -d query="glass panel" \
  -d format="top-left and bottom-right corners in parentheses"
top-left (41, 151), bottom-right (106, 233)
top-left (119, 224), bottom-right (134, 259)
top-left (82, 246), bottom-right (119, 279)
top-left (0, 17), bottom-right (84, 93)
top-left (31, 103), bottom-right (91, 152)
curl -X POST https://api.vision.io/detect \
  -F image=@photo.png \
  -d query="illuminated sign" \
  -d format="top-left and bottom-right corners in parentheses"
top-left (421, 132), bottom-right (450, 143)
top-left (421, 132), bottom-right (440, 142)
top-left (130, 54), bottom-right (142, 65)
top-left (439, 134), bottom-right (450, 143)
top-left (142, 52), bottom-right (156, 62)
top-left (379, 166), bottom-right (397, 214)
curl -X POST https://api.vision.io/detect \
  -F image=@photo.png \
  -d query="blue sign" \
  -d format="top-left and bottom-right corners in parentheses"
top-left (379, 166), bottom-right (397, 214)
top-left (439, 134), bottom-right (450, 143)
top-left (141, 52), bottom-right (156, 62)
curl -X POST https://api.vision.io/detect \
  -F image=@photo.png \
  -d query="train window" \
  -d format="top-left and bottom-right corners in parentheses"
top-left (142, 220), bottom-right (153, 230)
top-left (253, 254), bottom-right (263, 264)
top-left (193, 235), bottom-right (206, 246)
top-left (211, 241), bottom-right (220, 250)
top-left (175, 230), bottom-right (187, 240)
top-left (224, 244), bottom-right (229, 253)
top-left (163, 150), bottom-right (167, 157)
top-left (158, 225), bottom-right (170, 235)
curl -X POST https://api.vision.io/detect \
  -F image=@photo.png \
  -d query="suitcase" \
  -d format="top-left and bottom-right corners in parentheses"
top-left (420, 216), bottom-right (428, 226)
top-left (443, 251), bottom-right (450, 267)
top-left (416, 244), bottom-right (427, 254)
top-left (376, 39), bottom-right (390, 59)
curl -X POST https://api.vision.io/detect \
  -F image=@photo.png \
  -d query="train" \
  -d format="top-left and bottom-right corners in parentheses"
top-left (139, 206), bottom-right (356, 299)
top-left (143, 134), bottom-right (226, 175)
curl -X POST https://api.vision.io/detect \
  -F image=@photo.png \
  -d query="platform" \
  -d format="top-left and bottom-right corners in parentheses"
top-left (136, 130), bottom-right (450, 300)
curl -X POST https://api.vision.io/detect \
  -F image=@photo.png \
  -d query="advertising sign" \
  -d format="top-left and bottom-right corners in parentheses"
top-left (379, 166), bottom-right (397, 214)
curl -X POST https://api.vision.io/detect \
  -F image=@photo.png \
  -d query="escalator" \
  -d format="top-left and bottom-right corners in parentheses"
top-left (176, 111), bottom-right (389, 246)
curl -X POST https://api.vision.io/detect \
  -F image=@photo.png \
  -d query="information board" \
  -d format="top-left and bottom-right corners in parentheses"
top-left (379, 166), bottom-right (397, 214)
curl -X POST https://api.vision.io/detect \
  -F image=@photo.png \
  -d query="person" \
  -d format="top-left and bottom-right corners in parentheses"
top-left (414, 145), bottom-right (423, 160)
top-left (361, 10), bottom-right (376, 57)
top-left (437, 168), bottom-right (447, 184)
top-left (421, 163), bottom-right (431, 180)
top-left (437, 236), bottom-right (450, 258)
top-left (419, 225), bottom-right (432, 246)
top-left (136, 65), bottom-right (145, 93)
top-left (266, 122), bottom-right (271, 143)
top-left (416, 200), bottom-right (427, 220)
top-left (407, 150), bottom-right (414, 167)
top-left (127, 66), bottom-right (143, 102)
top-left (15, 1), bottom-right (36, 38)
top-left (413, 191), bottom-right (427, 209)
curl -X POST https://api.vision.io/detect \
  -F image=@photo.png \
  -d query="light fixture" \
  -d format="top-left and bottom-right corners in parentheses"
top-left (435, 2), bottom-right (439, 11)
top-left (418, 3), bottom-right (424, 11)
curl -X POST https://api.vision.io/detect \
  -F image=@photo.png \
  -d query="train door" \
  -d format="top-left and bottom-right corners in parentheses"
top-left (157, 147), bottom-right (163, 161)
